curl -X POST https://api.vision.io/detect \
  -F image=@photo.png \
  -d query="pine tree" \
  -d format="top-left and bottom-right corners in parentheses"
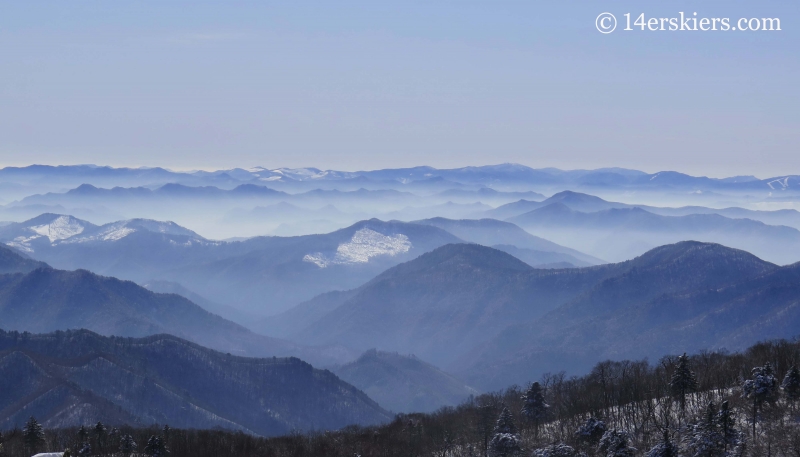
top-left (94, 421), bottom-right (108, 453)
top-left (489, 407), bottom-right (521, 457)
top-left (685, 401), bottom-right (725, 457)
top-left (669, 353), bottom-right (698, 410)
top-left (78, 425), bottom-right (89, 443)
top-left (145, 435), bottom-right (168, 457)
top-left (120, 434), bottom-right (138, 456)
top-left (782, 365), bottom-right (800, 404)
top-left (646, 430), bottom-right (678, 457)
top-left (598, 429), bottom-right (636, 457)
top-left (22, 416), bottom-right (45, 453)
top-left (717, 400), bottom-right (744, 454)
top-left (522, 382), bottom-right (550, 436)
top-left (742, 362), bottom-right (778, 442)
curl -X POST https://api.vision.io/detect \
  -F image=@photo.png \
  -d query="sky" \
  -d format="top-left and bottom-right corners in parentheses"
top-left (0, 1), bottom-right (798, 177)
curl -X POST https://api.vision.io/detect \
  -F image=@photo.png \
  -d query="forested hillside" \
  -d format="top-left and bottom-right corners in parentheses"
top-left (2, 338), bottom-right (798, 456)
top-left (0, 329), bottom-right (390, 436)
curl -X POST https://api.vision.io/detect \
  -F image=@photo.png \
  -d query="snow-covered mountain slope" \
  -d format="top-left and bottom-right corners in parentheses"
top-left (0, 214), bottom-right (209, 252)
top-left (303, 228), bottom-right (412, 268)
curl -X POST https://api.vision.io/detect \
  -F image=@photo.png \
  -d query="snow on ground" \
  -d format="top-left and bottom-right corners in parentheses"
top-left (304, 228), bottom-right (411, 267)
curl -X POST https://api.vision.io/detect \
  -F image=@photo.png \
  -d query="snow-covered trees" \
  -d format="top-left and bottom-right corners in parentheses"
top-left (22, 416), bottom-right (45, 453)
top-left (646, 430), bottom-right (678, 457)
top-left (682, 401), bottom-right (725, 457)
top-left (681, 401), bottom-right (745, 457)
top-left (576, 417), bottom-right (606, 445)
top-left (598, 429), bottom-right (636, 457)
top-left (669, 353), bottom-right (698, 410)
top-left (742, 362), bottom-right (778, 442)
top-left (742, 362), bottom-right (779, 405)
top-left (94, 421), bottom-right (108, 453)
top-left (489, 407), bottom-right (522, 457)
top-left (782, 365), bottom-right (800, 404)
top-left (522, 382), bottom-right (549, 437)
top-left (145, 434), bottom-right (168, 457)
top-left (532, 443), bottom-right (583, 457)
top-left (78, 441), bottom-right (92, 456)
top-left (120, 434), bottom-right (138, 456)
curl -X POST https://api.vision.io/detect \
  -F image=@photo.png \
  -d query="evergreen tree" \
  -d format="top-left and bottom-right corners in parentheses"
top-left (120, 434), bottom-right (138, 456)
top-left (145, 435), bottom-right (168, 457)
top-left (489, 407), bottom-right (521, 457)
top-left (669, 353), bottom-right (698, 410)
top-left (522, 382), bottom-right (550, 435)
top-left (685, 401), bottom-right (726, 457)
top-left (576, 417), bottom-right (606, 445)
top-left (22, 416), bottom-right (45, 454)
top-left (78, 425), bottom-right (89, 443)
top-left (782, 365), bottom-right (800, 404)
top-left (598, 429), bottom-right (636, 457)
top-left (94, 421), bottom-right (108, 452)
top-left (646, 430), bottom-right (678, 457)
top-left (717, 400), bottom-right (744, 454)
top-left (742, 362), bottom-right (778, 442)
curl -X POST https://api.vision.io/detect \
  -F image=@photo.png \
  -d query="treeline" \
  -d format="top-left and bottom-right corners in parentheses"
top-left (2, 338), bottom-right (800, 456)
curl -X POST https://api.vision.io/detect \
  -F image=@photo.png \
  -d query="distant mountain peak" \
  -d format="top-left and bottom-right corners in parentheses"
top-left (388, 243), bottom-right (534, 275)
top-left (546, 190), bottom-right (607, 203)
top-left (631, 240), bottom-right (774, 269)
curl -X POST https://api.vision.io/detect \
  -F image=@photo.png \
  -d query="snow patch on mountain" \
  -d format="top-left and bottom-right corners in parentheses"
top-left (63, 222), bottom-right (137, 243)
top-left (6, 235), bottom-right (41, 252)
top-left (29, 215), bottom-right (85, 242)
top-left (304, 228), bottom-right (412, 268)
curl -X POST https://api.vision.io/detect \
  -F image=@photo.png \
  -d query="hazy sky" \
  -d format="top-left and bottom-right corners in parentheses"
top-left (0, 1), bottom-right (797, 177)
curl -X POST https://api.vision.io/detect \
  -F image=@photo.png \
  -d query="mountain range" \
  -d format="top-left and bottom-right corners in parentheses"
top-left (0, 215), bottom-right (464, 315)
top-left (0, 262), bottom-right (352, 367)
top-left (3, 164), bottom-right (798, 196)
top-left (504, 193), bottom-right (800, 264)
top-left (281, 244), bottom-right (620, 367)
top-left (491, 190), bottom-right (800, 229)
top-left (459, 242), bottom-right (794, 390)
top-left (1, 214), bottom-right (602, 317)
top-left (0, 329), bottom-right (389, 434)
top-left (267, 240), bottom-right (800, 391)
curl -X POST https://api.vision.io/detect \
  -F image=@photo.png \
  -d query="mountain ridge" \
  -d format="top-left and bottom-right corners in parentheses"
top-left (0, 329), bottom-right (390, 435)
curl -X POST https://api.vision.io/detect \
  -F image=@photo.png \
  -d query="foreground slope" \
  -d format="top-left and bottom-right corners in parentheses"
top-left (0, 329), bottom-right (390, 434)
top-left (333, 349), bottom-right (477, 414)
top-left (0, 267), bottom-right (350, 366)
